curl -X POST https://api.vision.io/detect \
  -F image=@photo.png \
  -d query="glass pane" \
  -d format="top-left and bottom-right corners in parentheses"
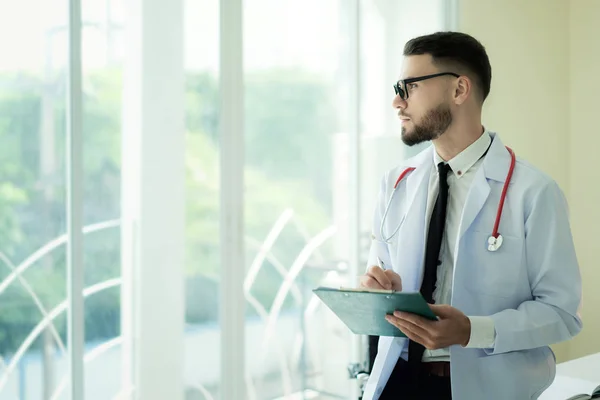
top-left (0, 0), bottom-right (68, 398)
top-left (81, 0), bottom-right (127, 398)
top-left (184, 0), bottom-right (220, 398)
top-left (359, 0), bottom-right (446, 160)
top-left (243, 0), bottom-right (354, 398)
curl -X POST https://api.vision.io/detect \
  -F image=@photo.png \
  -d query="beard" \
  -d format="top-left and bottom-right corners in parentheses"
top-left (401, 103), bottom-right (453, 146)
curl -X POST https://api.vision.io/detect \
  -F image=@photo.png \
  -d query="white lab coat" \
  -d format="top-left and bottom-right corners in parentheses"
top-left (363, 132), bottom-right (583, 400)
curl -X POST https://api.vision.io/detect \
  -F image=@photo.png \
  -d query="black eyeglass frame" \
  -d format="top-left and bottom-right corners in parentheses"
top-left (394, 72), bottom-right (460, 100)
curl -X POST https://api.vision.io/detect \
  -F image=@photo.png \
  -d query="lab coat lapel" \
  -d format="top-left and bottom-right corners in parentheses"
top-left (457, 169), bottom-right (491, 239)
top-left (404, 152), bottom-right (432, 214)
top-left (393, 148), bottom-right (432, 291)
top-left (458, 133), bottom-right (511, 239)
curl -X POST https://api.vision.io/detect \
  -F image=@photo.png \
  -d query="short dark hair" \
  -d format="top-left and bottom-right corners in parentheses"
top-left (403, 31), bottom-right (492, 102)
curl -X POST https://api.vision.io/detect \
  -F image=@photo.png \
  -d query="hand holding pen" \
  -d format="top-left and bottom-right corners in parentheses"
top-left (359, 257), bottom-right (403, 291)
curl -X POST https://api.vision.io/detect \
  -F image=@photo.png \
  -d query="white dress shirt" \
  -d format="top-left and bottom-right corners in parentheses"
top-left (421, 131), bottom-right (496, 363)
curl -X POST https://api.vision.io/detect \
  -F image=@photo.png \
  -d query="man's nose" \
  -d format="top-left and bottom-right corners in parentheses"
top-left (392, 94), bottom-right (407, 110)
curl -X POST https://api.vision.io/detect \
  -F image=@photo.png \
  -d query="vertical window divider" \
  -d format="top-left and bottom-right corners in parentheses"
top-left (348, 0), bottom-right (364, 397)
top-left (66, 0), bottom-right (85, 397)
top-left (220, 0), bottom-right (246, 398)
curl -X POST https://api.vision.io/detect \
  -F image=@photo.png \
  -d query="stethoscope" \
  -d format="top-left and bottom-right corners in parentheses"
top-left (379, 146), bottom-right (516, 252)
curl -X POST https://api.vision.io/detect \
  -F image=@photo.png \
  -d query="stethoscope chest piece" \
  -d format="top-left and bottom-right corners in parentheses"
top-left (487, 234), bottom-right (503, 252)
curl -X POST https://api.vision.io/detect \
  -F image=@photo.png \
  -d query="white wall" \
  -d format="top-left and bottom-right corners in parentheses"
top-left (568, 0), bottom-right (600, 361)
top-left (459, 0), bottom-right (600, 362)
top-left (460, 0), bottom-right (570, 190)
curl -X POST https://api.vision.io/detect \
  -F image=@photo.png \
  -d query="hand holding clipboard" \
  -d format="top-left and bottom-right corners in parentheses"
top-left (314, 257), bottom-right (472, 348)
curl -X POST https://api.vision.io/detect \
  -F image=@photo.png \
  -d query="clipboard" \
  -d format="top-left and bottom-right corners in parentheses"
top-left (313, 287), bottom-right (437, 337)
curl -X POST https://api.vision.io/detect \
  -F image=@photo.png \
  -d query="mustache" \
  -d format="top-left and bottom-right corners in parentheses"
top-left (398, 112), bottom-right (410, 118)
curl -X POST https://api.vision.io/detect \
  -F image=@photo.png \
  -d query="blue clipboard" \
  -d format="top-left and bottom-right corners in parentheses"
top-left (313, 287), bottom-right (437, 337)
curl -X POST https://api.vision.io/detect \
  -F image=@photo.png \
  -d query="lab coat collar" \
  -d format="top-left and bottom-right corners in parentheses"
top-left (482, 131), bottom-right (513, 183)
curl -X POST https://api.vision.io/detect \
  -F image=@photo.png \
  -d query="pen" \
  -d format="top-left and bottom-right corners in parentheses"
top-left (377, 257), bottom-right (386, 270)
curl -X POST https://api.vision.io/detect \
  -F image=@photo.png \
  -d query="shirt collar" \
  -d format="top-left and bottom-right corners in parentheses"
top-left (433, 130), bottom-right (492, 179)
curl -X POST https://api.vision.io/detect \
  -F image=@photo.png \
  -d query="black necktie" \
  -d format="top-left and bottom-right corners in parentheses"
top-left (408, 162), bottom-right (452, 365)
top-left (420, 161), bottom-right (452, 303)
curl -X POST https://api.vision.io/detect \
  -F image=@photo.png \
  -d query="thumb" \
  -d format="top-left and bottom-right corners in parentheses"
top-left (428, 304), bottom-right (453, 319)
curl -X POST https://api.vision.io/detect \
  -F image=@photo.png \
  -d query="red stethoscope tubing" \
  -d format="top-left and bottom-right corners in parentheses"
top-left (492, 147), bottom-right (515, 238)
top-left (392, 146), bottom-right (515, 240)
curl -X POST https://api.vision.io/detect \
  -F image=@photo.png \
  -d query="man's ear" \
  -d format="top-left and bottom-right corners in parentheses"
top-left (453, 76), bottom-right (472, 105)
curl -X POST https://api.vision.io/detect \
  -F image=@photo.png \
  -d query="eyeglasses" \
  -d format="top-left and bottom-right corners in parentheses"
top-left (394, 72), bottom-right (460, 100)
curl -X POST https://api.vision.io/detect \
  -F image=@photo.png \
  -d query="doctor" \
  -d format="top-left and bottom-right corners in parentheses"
top-left (359, 31), bottom-right (583, 399)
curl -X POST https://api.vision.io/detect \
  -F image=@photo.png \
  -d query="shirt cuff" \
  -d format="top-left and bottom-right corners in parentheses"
top-left (464, 316), bottom-right (496, 349)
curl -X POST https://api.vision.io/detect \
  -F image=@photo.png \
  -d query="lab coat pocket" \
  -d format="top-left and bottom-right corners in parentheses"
top-left (461, 231), bottom-right (526, 298)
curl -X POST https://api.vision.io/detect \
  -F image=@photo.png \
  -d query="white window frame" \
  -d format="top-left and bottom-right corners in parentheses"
top-left (120, 0), bottom-right (185, 397)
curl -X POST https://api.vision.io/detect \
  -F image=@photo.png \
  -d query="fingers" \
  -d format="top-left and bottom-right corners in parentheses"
top-left (387, 313), bottom-right (439, 350)
top-left (393, 311), bottom-right (432, 328)
top-left (360, 266), bottom-right (403, 291)
top-left (386, 314), bottom-right (429, 347)
top-left (363, 266), bottom-right (392, 290)
top-left (360, 266), bottom-right (390, 289)
top-left (359, 274), bottom-right (385, 289)
top-left (392, 311), bottom-right (436, 345)
top-left (384, 269), bottom-right (402, 291)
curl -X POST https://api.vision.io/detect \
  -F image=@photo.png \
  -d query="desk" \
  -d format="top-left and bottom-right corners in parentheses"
top-left (540, 352), bottom-right (600, 399)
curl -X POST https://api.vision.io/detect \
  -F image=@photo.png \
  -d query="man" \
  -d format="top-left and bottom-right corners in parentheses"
top-left (359, 31), bottom-right (583, 400)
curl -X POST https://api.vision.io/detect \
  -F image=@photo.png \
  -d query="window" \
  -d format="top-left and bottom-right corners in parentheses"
top-left (0, 0), bottom-right (448, 398)
top-left (0, 0), bottom-right (126, 398)
top-left (242, 0), bottom-right (353, 397)
top-left (0, 1), bottom-right (69, 397)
